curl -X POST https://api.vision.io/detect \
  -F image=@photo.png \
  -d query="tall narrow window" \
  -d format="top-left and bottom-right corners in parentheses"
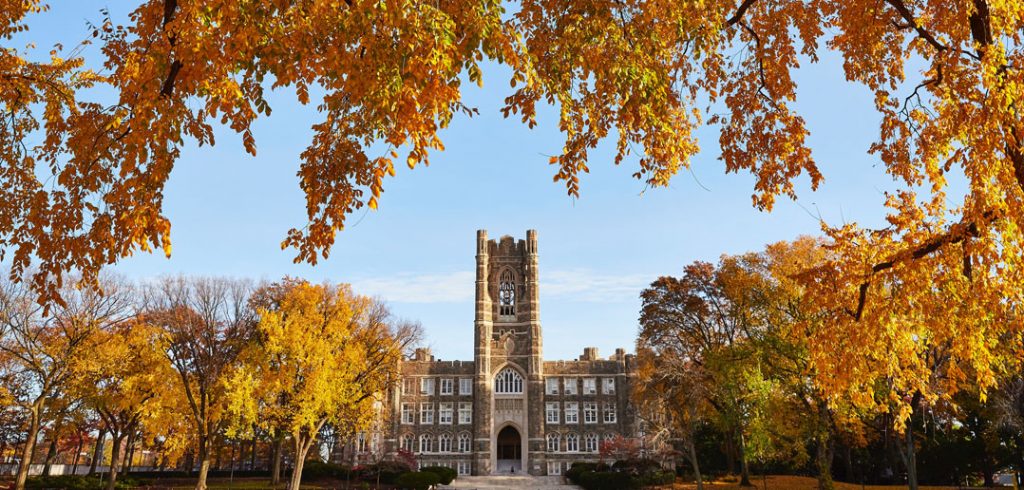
top-left (438, 433), bottom-right (453, 453)
top-left (499, 270), bottom-right (516, 316)
top-left (547, 433), bottom-right (560, 452)
top-left (494, 367), bottom-right (524, 394)
top-left (458, 432), bottom-right (472, 453)
top-left (566, 433), bottom-right (579, 452)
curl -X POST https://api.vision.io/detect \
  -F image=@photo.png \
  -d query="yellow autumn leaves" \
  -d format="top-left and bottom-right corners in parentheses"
top-left (0, 274), bottom-right (417, 490)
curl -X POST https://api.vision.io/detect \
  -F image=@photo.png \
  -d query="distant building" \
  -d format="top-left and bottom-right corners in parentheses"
top-left (374, 230), bottom-right (638, 476)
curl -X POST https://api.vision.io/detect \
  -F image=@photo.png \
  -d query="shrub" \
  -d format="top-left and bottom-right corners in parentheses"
top-left (419, 465), bottom-right (457, 485)
top-left (356, 461), bottom-right (408, 484)
top-left (638, 470), bottom-right (676, 486)
top-left (578, 470), bottom-right (639, 490)
top-left (566, 462), bottom-right (598, 483)
top-left (25, 475), bottom-right (140, 490)
top-left (394, 471), bottom-right (441, 490)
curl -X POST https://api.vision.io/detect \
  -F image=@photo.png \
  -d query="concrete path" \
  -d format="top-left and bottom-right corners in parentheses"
top-left (440, 474), bottom-right (581, 489)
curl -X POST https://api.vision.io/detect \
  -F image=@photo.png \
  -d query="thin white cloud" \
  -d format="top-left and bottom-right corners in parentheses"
top-left (542, 268), bottom-right (652, 303)
top-left (352, 269), bottom-right (651, 304)
top-left (352, 271), bottom-right (476, 304)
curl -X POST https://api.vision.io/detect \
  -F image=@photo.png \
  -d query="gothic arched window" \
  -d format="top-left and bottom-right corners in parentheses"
top-left (494, 367), bottom-right (524, 394)
top-left (419, 434), bottom-right (433, 453)
top-left (547, 433), bottom-right (561, 453)
top-left (438, 433), bottom-right (453, 453)
top-left (401, 434), bottom-right (414, 451)
top-left (499, 269), bottom-right (516, 316)
top-left (565, 433), bottom-right (579, 452)
top-left (458, 432), bottom-right (472, 453)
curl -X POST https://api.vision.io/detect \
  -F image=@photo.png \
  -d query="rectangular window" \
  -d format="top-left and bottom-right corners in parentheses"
top-left (545, 377), bottom-right (559, 395)
top-left (403, 378), bottom-right (416, 395)
top-left (546, 402), bottom-right (560, 424)
top-left (458, 402), bottom-right (472, 424)
top-left (565, 402), bottom-right (579, 423)
top-left (583, 378), bottom-right (597, 395)
top-left (457, 461), bottom-right (471, 476)
top-left (401, 403), bottom-right (415, 424)
top-left (439, 402), bottom-right (453, 424)
top-left (420, 402), bottom-right (434, 424)
top-left (603, 378), bottom-right (616, 394)
top-left (459, 378), bottom-right (472, 395)
top-left (603, 403), bottom-right (617, 423)
top-left (420, 378), bottom-right (435, 396)
top-left (583, 402), bottom-right (598, 423)
top-left (563, 377), bottom-right (578, 395)
top-left (440, 378), bottom-right (454, 395)
top-left (547, 461), bottom-right (562, 475)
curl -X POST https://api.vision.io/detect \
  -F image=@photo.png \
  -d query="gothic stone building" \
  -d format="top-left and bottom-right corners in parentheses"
top-left (385, 230), bottom-right (638, 476)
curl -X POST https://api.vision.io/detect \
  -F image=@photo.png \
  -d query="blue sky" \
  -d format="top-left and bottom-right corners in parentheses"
top-left (19, 3), bottom-right (906, 361)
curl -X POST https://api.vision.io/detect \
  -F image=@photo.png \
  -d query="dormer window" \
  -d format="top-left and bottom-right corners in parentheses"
top-left (499, 269), bottom-right (516, 316)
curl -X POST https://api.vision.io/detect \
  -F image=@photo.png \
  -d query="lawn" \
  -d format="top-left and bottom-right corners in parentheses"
top-left (670, 475), bottom-right (997, 489)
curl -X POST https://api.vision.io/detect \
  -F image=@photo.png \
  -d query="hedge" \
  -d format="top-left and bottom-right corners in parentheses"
top-left (25, 475), bottom-right (140, 490)
top-left (419, 465), bottom-right (457, 485)
top-left (578, 470), bottom-right (641, 490)
top-left (394, 471), bottom-right (441, 490)
top-left (566, 462), bottom-right (599, 483)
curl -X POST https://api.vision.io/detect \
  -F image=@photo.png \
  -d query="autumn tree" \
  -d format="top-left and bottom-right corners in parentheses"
top-left (146, 276), bottom-right (254, 490)
top-left (77, 319), bottom-right (176, 490)
top-left (225, 279), bottom-right (418, 490)
top-left (0, 273), bottom-right (134, 490)
top-left (638, 260), bottom-right (762, 486)
top-left (4, 0), bottom-right (1024, 442)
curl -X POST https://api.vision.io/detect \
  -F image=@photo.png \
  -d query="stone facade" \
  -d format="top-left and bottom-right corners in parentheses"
top-left (379, 230), bottom-right (638, 476)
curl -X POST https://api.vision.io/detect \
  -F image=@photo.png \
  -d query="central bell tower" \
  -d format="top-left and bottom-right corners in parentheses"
top-left (473, 230), bottom-right (544, 474)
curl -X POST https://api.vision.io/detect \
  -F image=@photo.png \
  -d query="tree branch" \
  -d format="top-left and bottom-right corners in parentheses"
top-left (852, 211), bottom-right (994, 320)
top-left (726, 0), bottom-right (758, 26)
top-left (884, 0), bottom-right (947, 52)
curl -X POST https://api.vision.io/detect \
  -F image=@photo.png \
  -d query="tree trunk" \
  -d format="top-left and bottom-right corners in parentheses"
top-left (271, 437), bottom-right (283, 485)
top-left (687, 439), bottom-right (703, 490)
top-left (89, 430), bottom-right (106, 476)
top-left (106, 432), bottom-right (125, 490)
top-left (71, 435), bottom-right (84, 476)
top-left (901, 423), bottom-right (918, 490)
top-left (14, 408), bottom-right (41, 490)
top-left (122, 432), bottom-right (133, 475)
top-left (843, 444), bottom-right (853, 483)
top-left (196, 434), bottom-right (211, 490)
top-left (738, 432), bottom-right (752, 487)
top-left (815, 435), bottom-right (834, 490)
top-left (724, 438), bottom-right (737, 476)
top-left (41, 437), bottom-right (58, 476)
top-left (288, 437), bottom-right (313, 490)
top-left (249, 438), bottom-right (256, 471)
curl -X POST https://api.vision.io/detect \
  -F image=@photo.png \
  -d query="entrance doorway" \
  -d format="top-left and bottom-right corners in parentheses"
top-left (496, 426), bottom-right (522, 473)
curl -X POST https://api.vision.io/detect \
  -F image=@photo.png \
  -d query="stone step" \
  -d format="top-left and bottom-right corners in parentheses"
top-left (440, 474), bottom-right (580, 489)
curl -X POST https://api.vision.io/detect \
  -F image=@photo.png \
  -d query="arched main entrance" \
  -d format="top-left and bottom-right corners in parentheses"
top-left (496, 426), bottom-right (522, 473)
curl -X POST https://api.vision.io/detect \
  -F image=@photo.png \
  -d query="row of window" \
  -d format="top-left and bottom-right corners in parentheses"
top-left (401, 432), bottom-right (472, 453)
top-left (545, 402), bottom-right (616, 424)
top-left (402, 402), bottom-right (472, 425)
top-left (545, 377), bottom-right (616, 395)
top-left (399, 431), bottom-right (617, 455)
top-left (402, 374), bottom-right (619, 397)
top-left (546, 432), bottom-right (614, 453)
top-left (405, 378), bottom-right (474, 396)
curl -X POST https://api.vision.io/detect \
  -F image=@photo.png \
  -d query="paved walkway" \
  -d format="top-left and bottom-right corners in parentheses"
top-left (440, 474), bottom-right (581, 489)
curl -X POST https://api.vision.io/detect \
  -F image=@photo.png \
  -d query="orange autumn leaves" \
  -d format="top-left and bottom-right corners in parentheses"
top-left (2, 0), bottom-right (1024, 431)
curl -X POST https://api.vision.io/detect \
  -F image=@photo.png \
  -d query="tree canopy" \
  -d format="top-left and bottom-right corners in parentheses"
top-left (3, 0), bottom-right (1024, 432)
